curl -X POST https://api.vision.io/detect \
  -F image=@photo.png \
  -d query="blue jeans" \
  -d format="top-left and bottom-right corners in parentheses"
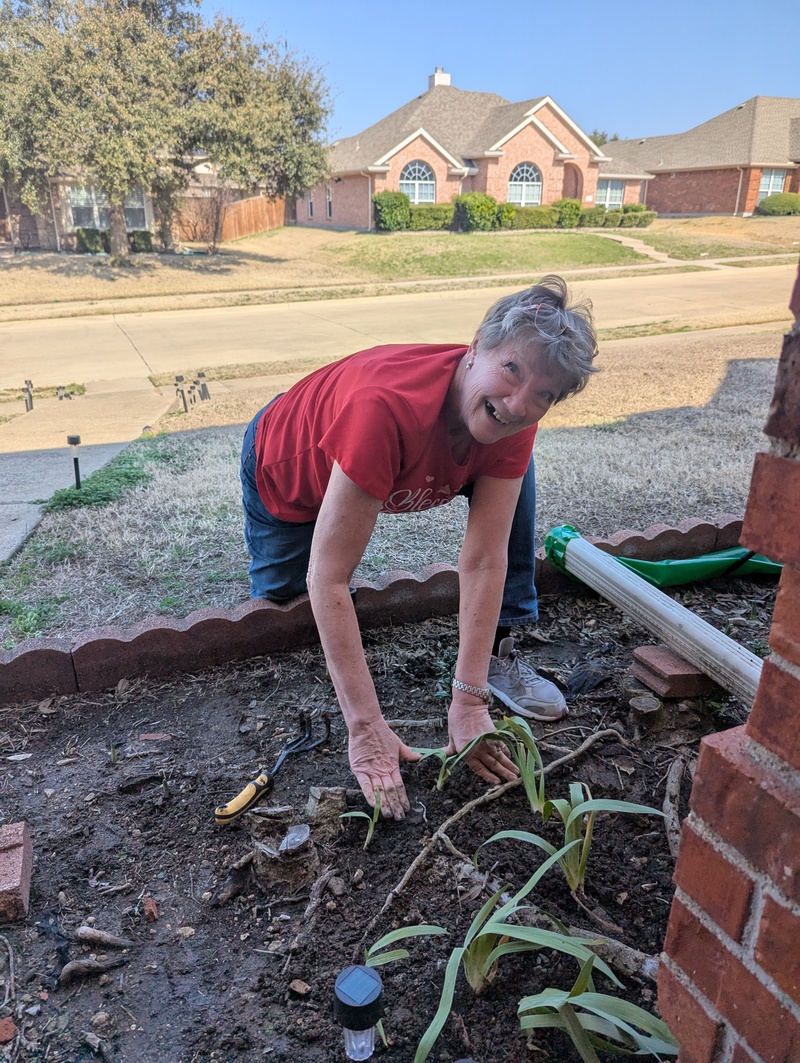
top-left (241, 407), bottom-right (539, 626)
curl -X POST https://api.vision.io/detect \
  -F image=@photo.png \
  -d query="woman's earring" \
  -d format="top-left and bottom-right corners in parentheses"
top-left (466, 360), bottom-right (473, 369)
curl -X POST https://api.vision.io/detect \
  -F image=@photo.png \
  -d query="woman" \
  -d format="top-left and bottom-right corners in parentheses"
top-left (241, 275), bottom-right (598, 819)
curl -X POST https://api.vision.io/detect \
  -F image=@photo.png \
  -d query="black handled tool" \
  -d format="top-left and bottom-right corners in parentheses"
top-left (214, 712), bottom-right (331, 825)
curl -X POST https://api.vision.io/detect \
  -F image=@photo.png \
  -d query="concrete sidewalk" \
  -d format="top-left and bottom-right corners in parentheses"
top-left (0, 263), bottom-right (794, 562)
top-left (0, 377), bottom-right (174, 559)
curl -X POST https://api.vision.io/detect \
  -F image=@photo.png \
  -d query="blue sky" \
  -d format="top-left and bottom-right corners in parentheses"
top-left (199, 0), bottom-right (799, 143)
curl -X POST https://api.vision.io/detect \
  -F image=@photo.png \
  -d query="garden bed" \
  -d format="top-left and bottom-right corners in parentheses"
top-left (2, 575), bottom-right (775, 1063)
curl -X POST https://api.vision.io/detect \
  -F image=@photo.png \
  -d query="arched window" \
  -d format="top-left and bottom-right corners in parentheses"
top-left (508, 163), bottom-right (543, 206)
top-left (399, 161), bottom-right (435, 204)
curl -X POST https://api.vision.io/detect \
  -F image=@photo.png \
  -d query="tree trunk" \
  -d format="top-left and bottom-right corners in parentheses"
top-left (108, 202), bottom-right (129, 258)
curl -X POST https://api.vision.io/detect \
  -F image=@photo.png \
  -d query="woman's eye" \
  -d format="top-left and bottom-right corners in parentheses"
top-left (504, 362), bottom-right (519, 374)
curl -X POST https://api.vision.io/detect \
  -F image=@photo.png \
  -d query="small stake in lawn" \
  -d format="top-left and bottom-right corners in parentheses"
top-left (66, 435), bottom-right (81, 489)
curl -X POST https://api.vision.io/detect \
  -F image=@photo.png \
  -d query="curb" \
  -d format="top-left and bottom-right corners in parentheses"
top-left (0, 516), bottom-right (745, 707)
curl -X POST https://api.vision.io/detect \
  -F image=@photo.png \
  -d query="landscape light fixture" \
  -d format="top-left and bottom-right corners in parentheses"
top-left (22, 380), bottom-right (34, 412)
top-left (174, 375), bottom-right (188, 413)
top-left (333, 965), bottom-right (383, 1061)
top-left (67, 434), bottom-right (81, 489)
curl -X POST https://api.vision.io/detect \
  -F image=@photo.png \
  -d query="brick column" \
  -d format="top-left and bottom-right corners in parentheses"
top-left (658, 265), bottom-right (800, 1063)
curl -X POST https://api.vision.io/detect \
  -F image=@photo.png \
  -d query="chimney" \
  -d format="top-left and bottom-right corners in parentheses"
top-left (428, 67), bottom-right (451, 90)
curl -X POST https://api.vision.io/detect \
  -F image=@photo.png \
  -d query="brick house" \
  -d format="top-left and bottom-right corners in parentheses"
top-left (298, 69), bottom-right (647, 230)
top-left (0, 161), bottom-right (284, 251)
top-left (602, 96), bottom-right (800, 216)
top-left (657, 267), bottom-right (800, 1062)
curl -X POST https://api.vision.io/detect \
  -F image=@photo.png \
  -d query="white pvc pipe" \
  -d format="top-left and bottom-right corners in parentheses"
top-left (561, 537), bottom-right (763, 706)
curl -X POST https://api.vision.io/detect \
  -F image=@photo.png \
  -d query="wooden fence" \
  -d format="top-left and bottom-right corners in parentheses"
top-left (175, 193), bottom-right (287, 245)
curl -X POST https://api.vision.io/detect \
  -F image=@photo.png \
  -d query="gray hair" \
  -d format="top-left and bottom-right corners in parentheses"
top-left (473, 275), bottom-right (599, 402)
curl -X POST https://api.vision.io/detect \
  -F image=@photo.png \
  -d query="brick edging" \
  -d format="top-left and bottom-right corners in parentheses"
top-left (0, 515), bottom-right (744, 707)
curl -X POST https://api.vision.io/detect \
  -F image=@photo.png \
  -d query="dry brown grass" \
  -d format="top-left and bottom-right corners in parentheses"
top-left (0, 325), bottom-right (782, 647)
top-left (2, 216), bottom-right (796, 325)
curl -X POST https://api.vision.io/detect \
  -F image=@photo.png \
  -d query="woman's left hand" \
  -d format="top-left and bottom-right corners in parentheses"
top-left (445, 697), bottom-right (519, 785)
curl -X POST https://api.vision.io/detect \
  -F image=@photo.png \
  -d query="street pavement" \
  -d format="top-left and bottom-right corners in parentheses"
top-left (0, 262), bottom-right (796, 561)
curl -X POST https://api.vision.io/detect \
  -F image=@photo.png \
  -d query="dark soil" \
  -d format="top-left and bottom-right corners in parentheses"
top-left (1, 577), bottom-right (775, 1063)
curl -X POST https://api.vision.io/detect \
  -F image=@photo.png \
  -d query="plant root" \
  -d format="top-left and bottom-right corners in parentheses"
top-left (662, 757), bottom-right (685, 859)
top-left (359, 727), bottom-right (621, 950)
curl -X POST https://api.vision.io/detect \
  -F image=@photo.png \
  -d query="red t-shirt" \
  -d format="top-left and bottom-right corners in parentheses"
top-left (254, 343), bottom-right (537, 522)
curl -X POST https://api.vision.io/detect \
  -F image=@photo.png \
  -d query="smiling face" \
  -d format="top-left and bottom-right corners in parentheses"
top-left (449, 341), bottom-right (563, 447)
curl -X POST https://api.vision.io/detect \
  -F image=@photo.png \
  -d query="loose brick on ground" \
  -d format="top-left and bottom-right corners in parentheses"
top-left (632, 645), bottom-right (720, 698)
top-left (0, 821), bottom-right (32, 921)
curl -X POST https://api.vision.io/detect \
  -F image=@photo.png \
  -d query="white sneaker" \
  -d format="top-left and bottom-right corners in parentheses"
top-left (488, 637), bottom-right (568, 721)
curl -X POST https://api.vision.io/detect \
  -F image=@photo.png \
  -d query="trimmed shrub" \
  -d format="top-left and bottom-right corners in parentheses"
top-left (619, 211), bottom-right (644, 227)
top-left (635, 210), bottom-right (657, 227)
top-left (551, 198), bottom-right (582, 228)
top-left (622, 202), bottom-right (647, 213)
top-left (408, 203), bottom-right (454, 231)
top-left (453, 192), bottom-right (497, 232)
top-left (494, 203), bottom-right (516, 230)
top-left (579, 205), bottom-right (606, 227)
top-left (128, 230), bottom-right (153, 252)
top-left (372, 191), bottom-right (411, 231)
top-left (604, 211), bottom-right (623, 228)
top-left (506, 205), bottom-right (558, 230)
top-left (755, 192), bottom-right (800, 216)
top-left (76, 227), bottom-right (110, 253)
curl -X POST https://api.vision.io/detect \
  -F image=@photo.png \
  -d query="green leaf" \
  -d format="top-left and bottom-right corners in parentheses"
top-left (557, 1002), bottom-right (603, 1063)
top-left (481, 921), bottom-right (620, 986)
top-left (479, 828), bottom-right (557, 859)
top-left (366, 924), bottom-right (446, 958)
top-left (570, 955), bottom-right (597, 997)
top-left (463, 884), bottom-right (508, 947)
top-left (564, 799), bottom-right (663, 831)
top-left (365, 948), bottom-right (409, 967)
top-left (413, 946), bottom-right (465, 1063)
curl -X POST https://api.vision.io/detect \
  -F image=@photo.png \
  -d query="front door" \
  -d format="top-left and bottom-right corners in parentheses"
top-left (563, 164), bottom-right (583, 202)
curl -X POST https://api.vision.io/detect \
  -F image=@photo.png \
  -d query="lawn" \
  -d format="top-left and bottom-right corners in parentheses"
top-left (635, 215), bottom-right (800, 260)
top-left (0, 326), bottom-right (781, 646)
top-left (0, 228), bottom-right (645, 316)
top-left (314, 230), bottom-right (645, 279)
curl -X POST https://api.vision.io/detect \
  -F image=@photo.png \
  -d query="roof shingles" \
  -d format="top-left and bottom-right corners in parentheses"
top-left (599, 96), bottom-right (800, 176)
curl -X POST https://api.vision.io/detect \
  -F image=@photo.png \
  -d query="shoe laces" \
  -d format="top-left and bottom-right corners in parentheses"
top-left (508, 646), bottom-right (544, 687)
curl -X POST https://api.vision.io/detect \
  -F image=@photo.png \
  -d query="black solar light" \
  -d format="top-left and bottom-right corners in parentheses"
top-left (197, 372), bottom-right (210, 401)
top-left (333, 965), bottom-right (384, 1061)
top-left (67, 434), bottom-right (81, 489)
top-left (22, 381), bottom-right (33, 412)
top-left (175, 375), bottom-right (188, 413)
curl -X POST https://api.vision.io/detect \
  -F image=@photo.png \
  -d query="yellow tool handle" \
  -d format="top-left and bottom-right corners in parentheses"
top-left (214, 770), bottom-right (274, 825)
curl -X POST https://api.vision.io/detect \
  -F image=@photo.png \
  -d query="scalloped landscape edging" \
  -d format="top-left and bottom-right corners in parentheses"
top-left (0, 516), bottom-right (745, 707)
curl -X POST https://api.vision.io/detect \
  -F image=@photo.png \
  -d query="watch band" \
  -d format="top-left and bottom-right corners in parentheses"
top-left (451, 678), bottom-right (492, 704)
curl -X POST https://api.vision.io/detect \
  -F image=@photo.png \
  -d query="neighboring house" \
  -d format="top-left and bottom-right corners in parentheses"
top-left (0, 158), bottom-right (284, 250)
top-left (0, 181), bottom-right (155, 251)
top-left (299, 69), bottom-right (649, 231)
top-left (600, 96), bottom-right (800, 216)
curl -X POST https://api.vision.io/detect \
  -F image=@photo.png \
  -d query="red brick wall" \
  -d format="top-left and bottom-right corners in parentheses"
top-left (658, 264), bottom-right (800, 1062)
top-left (466, 104), bottom-right (601, 207)
top-left (295, 175), bottom-right (371, 230)
top-left (645, 168), bottom-right (757, 215)
top-left (373, 135), bottom-right (463, 206)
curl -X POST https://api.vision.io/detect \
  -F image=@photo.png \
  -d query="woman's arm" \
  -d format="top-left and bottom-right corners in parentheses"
top-left (447, 474), bottom-right (523, 784)
top-left (308, 462), bottom-right (420, 819)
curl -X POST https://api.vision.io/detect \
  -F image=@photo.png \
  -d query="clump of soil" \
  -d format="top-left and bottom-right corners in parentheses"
top-left (1, 577), bottom-right (774, 1063)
